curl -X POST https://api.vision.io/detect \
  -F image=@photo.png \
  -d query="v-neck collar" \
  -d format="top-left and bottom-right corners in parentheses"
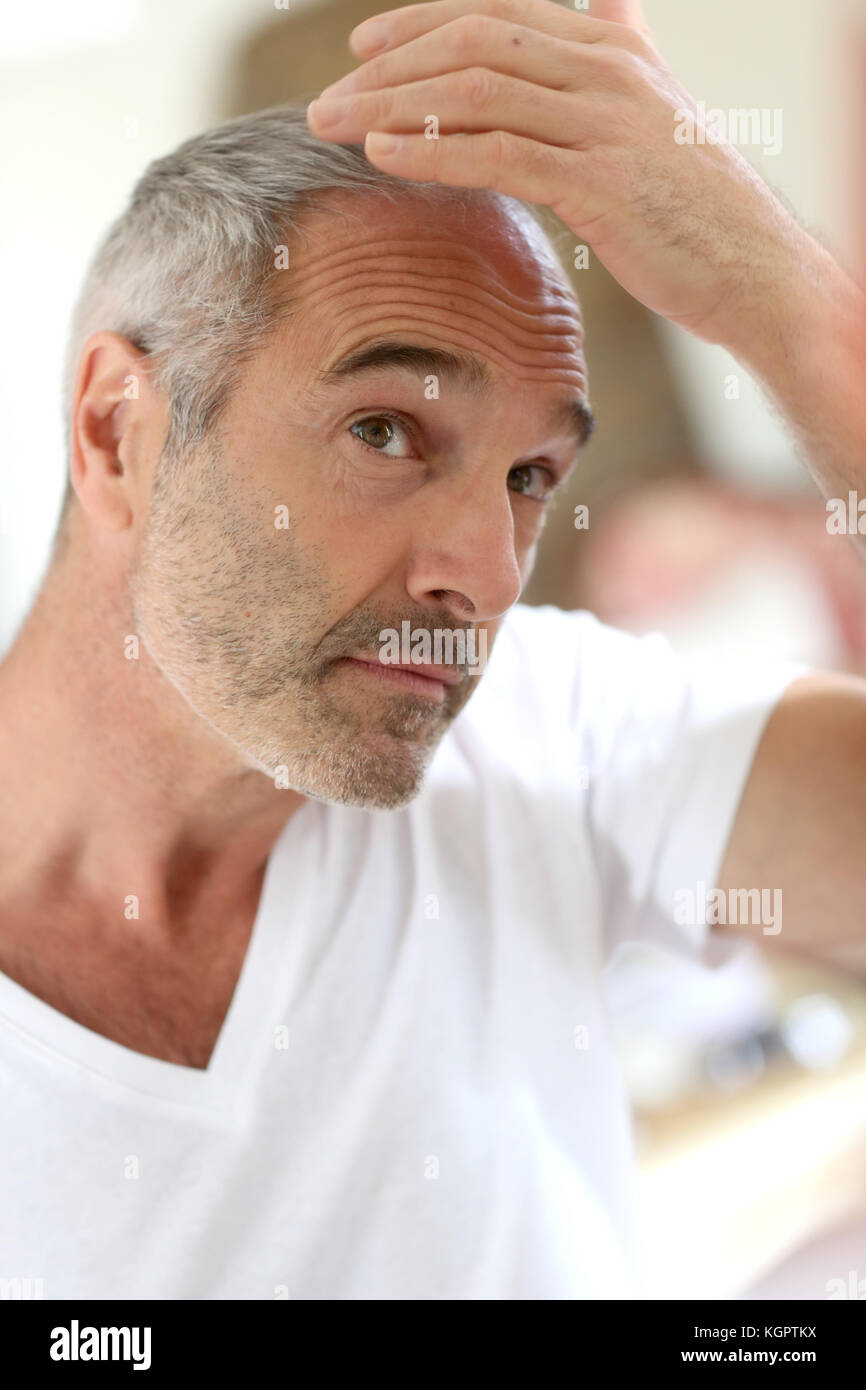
top-left (0, 800), bottom-right (322, 1117)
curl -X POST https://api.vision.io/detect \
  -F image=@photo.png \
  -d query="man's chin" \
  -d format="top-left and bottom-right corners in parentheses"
top-left (269, 729), bottom-right (438, 811)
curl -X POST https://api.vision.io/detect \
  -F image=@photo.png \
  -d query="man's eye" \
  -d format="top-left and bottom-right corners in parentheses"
top-left (349, 415), bottom-right (413, 457)
top-left (508, 463), bottom-right (556, 502)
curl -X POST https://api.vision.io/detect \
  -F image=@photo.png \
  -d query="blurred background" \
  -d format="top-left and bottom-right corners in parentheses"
top-left (2, 0), bottom-right (866, 1299)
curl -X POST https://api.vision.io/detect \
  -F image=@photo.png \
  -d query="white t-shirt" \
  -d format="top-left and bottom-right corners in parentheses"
top-left (0, 604), bottom-right (805, 1300)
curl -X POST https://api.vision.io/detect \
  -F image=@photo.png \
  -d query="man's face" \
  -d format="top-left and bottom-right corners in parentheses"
top-left (130, 191), bottom-right (589, 808)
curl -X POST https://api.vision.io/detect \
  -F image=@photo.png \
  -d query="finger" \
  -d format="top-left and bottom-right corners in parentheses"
top-left (349, 0), bottom-right (626, 59)
top-left (590, 0), bottom-right (646, 27)
top-left (590, 0), bottom-right (653, 40)
top-left (362, 127), bottom-right (576, 205)
top-left (322, 16), bottom-right (596, 101)
top-left (308, 71), bottom-right (588, 149)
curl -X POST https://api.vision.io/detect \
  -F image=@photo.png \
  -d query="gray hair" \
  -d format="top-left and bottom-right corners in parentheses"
top-left (57, 101), bottom-right (542, 528)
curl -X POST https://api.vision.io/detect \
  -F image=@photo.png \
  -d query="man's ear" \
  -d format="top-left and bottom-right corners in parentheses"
top-left (69, 331), bottom-right (168, 535)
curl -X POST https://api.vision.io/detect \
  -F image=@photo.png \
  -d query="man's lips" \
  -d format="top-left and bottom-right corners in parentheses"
top-left (336, 653), bottom-right (462, 701)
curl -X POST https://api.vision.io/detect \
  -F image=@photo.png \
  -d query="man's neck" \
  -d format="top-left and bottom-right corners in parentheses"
top-left (0, 554), bottom-right (304, 944)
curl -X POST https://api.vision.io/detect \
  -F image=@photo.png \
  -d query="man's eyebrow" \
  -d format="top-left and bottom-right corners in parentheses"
top-left (317, 338), bottom-right (595, 447)
top-left (551, 395), bottom-right (595, 451)
top-left (318, 339), bottom-right (491, 392)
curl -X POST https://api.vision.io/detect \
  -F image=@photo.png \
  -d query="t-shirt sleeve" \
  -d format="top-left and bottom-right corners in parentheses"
top-left (570, 612), bottom-right (810, 965)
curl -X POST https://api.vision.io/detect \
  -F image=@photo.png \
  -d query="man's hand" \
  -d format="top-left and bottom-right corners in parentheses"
top-left (306, 0), bottom-right (814, 352)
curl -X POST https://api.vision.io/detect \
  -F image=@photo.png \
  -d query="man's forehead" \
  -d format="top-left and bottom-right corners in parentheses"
top-left (287, 188), bottom-right (580, 315)
top-left (281, 191), bottom-right (588, 402)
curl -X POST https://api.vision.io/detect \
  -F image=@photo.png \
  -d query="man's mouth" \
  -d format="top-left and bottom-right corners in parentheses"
top-left (336, 654), bottom-right (462, 702)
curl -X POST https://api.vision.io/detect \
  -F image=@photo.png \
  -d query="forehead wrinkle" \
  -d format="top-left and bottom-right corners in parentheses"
top-left (317, 305), bottom-right (588, 393)
top-left (295, 258), bottom-right (581, 337)
top-left (293, 245), bottom-right (574, 320)
top-left (286, 214), bottom-right (588, 400)
top-left (304, 279), bottom-right (586, 371)
top-left (289, 227), bottom-right (581, 319)
top-left (325, 295), bottom-right (584, 358)
top-left (289, 232), bottom-right (554, 292)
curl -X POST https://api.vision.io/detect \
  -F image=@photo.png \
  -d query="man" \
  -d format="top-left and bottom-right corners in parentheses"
top-left (0, 0), bottom-right (864, 1299)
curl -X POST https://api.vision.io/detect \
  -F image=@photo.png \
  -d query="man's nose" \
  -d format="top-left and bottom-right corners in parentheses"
top-left (404, 481), bottom-right (524, 622)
